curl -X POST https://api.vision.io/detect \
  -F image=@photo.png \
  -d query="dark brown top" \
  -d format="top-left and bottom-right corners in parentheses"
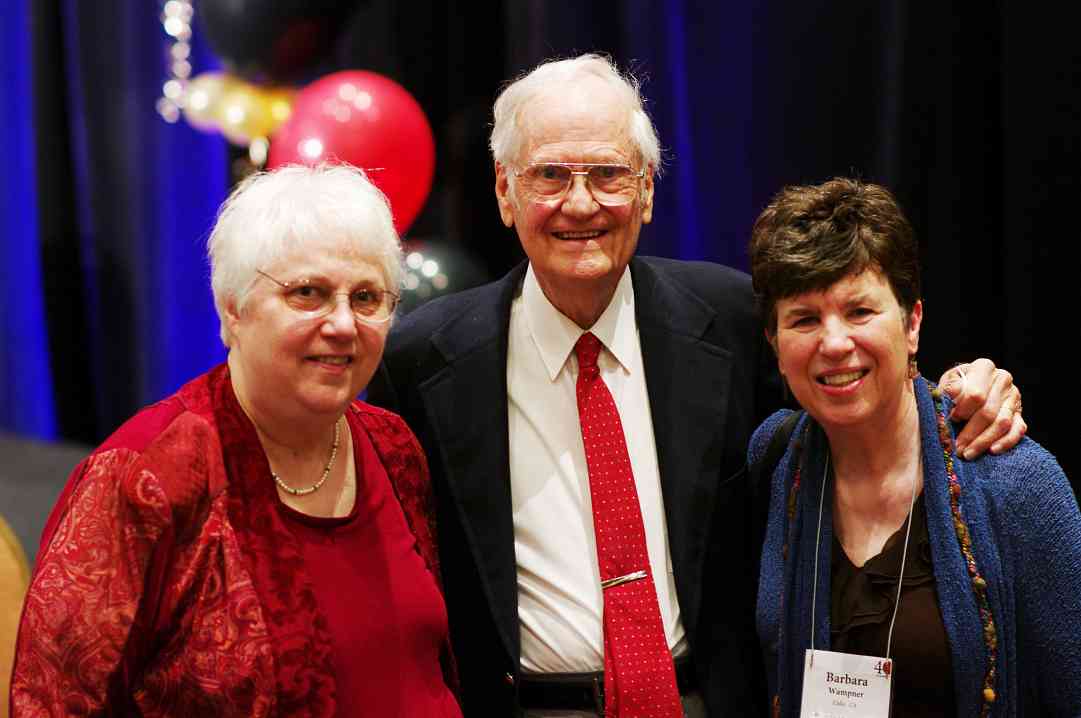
top-left (831, 493), bottom-right (957, 717)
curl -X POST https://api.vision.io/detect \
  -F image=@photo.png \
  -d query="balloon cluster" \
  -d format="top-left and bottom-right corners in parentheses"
top-left (181, 72), bottom-right (295, 148)
top-left (158, 0), bottom-right (435, 234)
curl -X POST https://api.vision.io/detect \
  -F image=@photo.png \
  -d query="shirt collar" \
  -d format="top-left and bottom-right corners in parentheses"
top-left (521, 263), bottom-right (637, 381)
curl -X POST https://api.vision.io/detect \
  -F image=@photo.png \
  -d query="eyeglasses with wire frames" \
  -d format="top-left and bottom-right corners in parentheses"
top-left (512, 162), bottom-right (646, 206)
top-left (256, 269), bottom-right (400, 324)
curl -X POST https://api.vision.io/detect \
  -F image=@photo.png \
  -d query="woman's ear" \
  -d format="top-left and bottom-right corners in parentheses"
top-left (224, 296), bottom-right (243, 346)
top-left (906, 299), bottom-right (923, 355)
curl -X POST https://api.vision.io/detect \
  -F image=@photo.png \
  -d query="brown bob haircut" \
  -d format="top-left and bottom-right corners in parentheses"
top-left (748, 177), bottom-right (921, 336)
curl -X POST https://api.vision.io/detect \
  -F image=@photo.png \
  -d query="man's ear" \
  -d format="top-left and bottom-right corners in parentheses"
top-left (640, 166), bottom-right (655, 224)
top-left (495, 162), bottom-right (515, 228)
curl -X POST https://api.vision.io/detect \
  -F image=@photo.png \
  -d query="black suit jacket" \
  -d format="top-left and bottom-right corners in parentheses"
top-left (368, 257), bottom-right (783, 716)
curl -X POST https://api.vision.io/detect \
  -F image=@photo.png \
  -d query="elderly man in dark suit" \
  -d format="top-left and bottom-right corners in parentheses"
top-left (368, 54), bottom-right (1024, 717)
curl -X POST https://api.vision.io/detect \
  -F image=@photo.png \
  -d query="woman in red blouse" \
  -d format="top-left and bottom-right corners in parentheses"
top-left (11, 164), bottom-right (462, 717)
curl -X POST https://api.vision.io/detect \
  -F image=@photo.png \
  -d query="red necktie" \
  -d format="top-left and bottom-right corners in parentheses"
top-left (574, 332), bottom-right (683, 718)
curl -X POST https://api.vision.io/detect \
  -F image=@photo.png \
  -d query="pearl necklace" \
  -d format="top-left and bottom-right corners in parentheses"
top-left (272, 419), bottom-right (340, 496)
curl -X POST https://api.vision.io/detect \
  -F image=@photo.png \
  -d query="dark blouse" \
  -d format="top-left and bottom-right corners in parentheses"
top-left (279, 422), bottom-right (462, 718)
top-left (830, 493), bottom-right (956, 717)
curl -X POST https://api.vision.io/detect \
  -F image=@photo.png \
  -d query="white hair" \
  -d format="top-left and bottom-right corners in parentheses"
top-left (489, 53), bottom-right (662, 172)
top-left (207, 163), bottom-right (403, 346)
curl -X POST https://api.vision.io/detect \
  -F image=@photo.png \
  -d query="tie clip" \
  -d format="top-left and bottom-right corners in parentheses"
top-left (600, 569), bottom-right (648, 590)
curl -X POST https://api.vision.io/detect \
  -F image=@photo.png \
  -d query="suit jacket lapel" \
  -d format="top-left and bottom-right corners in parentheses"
top-left (417, 259), bottom-right (732, 665)
top-left (417, 264), bottom-right (526, 665)
top-left (631, 258), bottom-right (732, 643)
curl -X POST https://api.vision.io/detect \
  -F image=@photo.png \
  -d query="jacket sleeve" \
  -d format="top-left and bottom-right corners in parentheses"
top-left (10, 449), bottom-right (174, 717)
top-left (366, 360), bottom-right (402, 414)
top-left (1006, 449), bottom-right (1081, 714)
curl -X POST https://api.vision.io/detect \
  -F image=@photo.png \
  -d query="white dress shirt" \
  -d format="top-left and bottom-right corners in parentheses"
top-left (508, 264), bottom-right (688, 688)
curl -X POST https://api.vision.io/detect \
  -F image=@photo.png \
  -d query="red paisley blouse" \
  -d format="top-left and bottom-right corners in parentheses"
top-left (10, 365), bottom-right (456, 717)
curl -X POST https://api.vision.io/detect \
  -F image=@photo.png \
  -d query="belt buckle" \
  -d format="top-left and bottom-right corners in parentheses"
top-left (591, 673), bottom-right (605, 716)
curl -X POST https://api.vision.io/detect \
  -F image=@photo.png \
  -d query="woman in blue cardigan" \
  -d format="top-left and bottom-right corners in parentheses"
top-left (747, 178), bottom-right (1081, 716)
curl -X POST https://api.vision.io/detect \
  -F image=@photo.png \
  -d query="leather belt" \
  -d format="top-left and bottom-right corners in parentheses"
top-left (518, 655), bottom-right (697, 715)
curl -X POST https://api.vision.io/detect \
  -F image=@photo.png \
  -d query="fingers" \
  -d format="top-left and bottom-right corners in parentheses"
top-left (990, 409), bottom-right (1028, 455)
top-left (942, 359), bottom-right (997, 421)
top-left (953, 371), bottom-right (1021, 459)
top-left (938, 365), bottom-right (966, 401)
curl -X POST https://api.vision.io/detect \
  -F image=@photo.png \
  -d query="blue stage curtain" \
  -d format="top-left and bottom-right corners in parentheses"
top-left (625, 0), bottom-right (754, 270)
top-left (0, 0), bottom-right (57, 438)
top-left (0, 1), bottom-right (229, 442)
top-left (57, 0), bottom-right (229, 438)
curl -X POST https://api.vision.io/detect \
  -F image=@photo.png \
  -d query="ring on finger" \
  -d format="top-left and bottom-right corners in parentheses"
top-left (950, 363), bottom-right (968, 393)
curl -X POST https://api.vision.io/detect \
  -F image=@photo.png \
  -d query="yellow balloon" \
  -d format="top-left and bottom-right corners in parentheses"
top-left (216, 83), bottom-right (295, 146)
top-left (181, 71), bottom-right (236, 132)
top-left (266, 87), bottom-right (295, 127)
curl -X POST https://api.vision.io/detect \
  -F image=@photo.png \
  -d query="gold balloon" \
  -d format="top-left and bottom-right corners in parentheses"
top-left (181, 71), bottom-right (236, 132)
top-left (216, 83), bottom-right (295, 146)
top-left (266, 87), bottom-right (295, 127)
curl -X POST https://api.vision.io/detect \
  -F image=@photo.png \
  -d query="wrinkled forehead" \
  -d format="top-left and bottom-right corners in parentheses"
top-left (517, 79), bottom-right (636, 163)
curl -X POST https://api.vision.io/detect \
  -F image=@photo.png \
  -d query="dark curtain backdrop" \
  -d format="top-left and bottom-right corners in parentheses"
top-left (16, 0), bottom-right (229, 443)
top-left (2, 0), bottom-right (56, 438)
top-left (4, 1), bottom-right (1077, 483)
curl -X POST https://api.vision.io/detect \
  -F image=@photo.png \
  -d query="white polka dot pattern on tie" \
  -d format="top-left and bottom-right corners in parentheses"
top-left (574, 332), bottom-right (682, 718)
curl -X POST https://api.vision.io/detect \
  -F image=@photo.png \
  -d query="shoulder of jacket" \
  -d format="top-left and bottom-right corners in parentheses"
top-left (82, 406), bottom-right (224, 529)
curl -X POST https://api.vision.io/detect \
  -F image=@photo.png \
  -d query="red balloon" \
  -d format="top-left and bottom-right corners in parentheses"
top-left (267, 70), bottom-right (436, 234)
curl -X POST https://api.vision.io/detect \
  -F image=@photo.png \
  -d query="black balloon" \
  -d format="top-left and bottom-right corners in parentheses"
top-left (196, 0), bottom-right (359, 83)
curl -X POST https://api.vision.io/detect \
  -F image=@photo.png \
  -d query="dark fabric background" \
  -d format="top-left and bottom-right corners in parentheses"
top-left (4, 0), bottom-right (1077, 486)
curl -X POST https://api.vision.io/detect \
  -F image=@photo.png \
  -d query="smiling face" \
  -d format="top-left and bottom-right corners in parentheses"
top-left (772, 269), bottom-right (922, 433)
top-left (225, 238), bottom-right (390, 428)
top-left (494, 76), bottom-right (654, 323)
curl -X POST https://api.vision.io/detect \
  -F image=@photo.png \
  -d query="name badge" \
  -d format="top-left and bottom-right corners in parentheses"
top-left (799, 649), bottom-right (892, 717)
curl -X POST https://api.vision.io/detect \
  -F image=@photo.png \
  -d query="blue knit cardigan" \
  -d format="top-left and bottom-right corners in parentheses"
top-left (752, 377), bottom-right (1081, 716)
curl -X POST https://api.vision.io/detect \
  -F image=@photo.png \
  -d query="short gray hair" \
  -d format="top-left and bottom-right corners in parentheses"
top-left (489, 54), bottom-right (662, 172)
top-left (207, 163), bottom-right (403, 346)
